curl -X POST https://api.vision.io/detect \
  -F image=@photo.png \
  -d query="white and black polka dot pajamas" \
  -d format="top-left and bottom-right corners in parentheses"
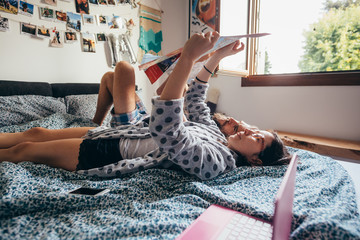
top-left (77, 80), bottom-right (238, 180)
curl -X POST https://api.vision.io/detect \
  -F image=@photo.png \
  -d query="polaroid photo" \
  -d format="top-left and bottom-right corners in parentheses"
top-left (49, 29), bottom-right (64, 47)
top-left (39, 7), bottom-right (55, 21)
top-left (66, 12), bottom-right (81, 32)
top-left (89, 0), bottom-right (98, 5)
top-left (108, 16), bottom-right (124, 29)
top-left (0, 17), bottom-right (10, 32)
top-left (97, 15), bottom-right (107, 26)
top-left (55, 10), bottom-right (67, 22)
top-left (20, 22), bottom-right (36, 36)
top-left (64, 31), bottom-right (77, 43)
top-left (98, 0), bottom-right (107, 6)
top-left (83, 14), bottom-right (95, 25)
top-left (0, 0), bottom-right (18, 14)
top-left (37, 26), bottom-right (51, 38)
top-left (81, 32), bottom-right (96, 53)
top-left (75, 0), bottom-right (89, 14)
top-left (96, 33), bottom-right (106, 42)
top-left (44, 0), bottom-right (57, 6)
top-left (107, 0), bottom-right (115, 6)
top-left (19, 1), bottom-right (34, 17)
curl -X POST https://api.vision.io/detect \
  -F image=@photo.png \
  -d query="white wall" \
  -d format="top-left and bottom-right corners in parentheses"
top-left (1, 0), bottom-right (359, 141)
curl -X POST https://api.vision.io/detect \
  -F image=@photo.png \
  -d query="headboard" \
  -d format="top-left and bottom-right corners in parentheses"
top-left (0, 80), bottom-right (100, 97)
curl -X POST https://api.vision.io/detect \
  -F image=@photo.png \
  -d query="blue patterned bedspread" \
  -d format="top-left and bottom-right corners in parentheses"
top-left (1, 114), bottom-right (360, 239)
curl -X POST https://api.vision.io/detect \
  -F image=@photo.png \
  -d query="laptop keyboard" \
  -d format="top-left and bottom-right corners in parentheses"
top-left (216, 213), bottom-right (273, 240)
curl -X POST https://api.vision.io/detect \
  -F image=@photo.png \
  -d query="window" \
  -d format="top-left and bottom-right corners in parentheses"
top-left (219, 0), bottom-right (360, 86)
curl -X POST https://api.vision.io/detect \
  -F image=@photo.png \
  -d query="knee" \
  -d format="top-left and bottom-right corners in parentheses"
top-left (101, 71), bottom-right (114, 85)
top-left (8, 141), bottom-right (33, 161)
top-left (115, 61), bottom-right (134, 75)
top-left (24, 127), bottom-right (47, 138)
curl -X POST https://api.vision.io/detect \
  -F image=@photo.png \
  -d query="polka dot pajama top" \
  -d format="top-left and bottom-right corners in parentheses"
top-left (77, 80), bottom-right (238, 180)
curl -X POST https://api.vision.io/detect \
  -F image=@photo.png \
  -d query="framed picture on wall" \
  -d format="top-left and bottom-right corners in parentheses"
top-left (81, 32), bottom-right (96, 53)
top-left (66, 12), bottom-right (82, 32)
top-left (0, 17), bottom-right (10, 32)
top-left (49, 29), bottom-right (64, 48)
top-left (19, 1), bottom-right (34, 17)
top-left (189, 0), bottom-right (220, 37)
top-left (20, 22), bottom-right (36, 36)
top-left (37, 26), bottom-right (51, 38)
top-left (65, 31), bottom-right (77, 43)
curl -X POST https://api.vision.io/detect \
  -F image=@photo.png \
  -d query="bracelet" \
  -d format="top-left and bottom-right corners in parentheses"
top-left (203, 65), bottom-right (214, 76)
top-left (196, 76), bottom-right (208, 84)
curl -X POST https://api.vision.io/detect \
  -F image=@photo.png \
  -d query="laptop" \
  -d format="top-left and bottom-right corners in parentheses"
top-left (177, 154), bottom-right (298, 240)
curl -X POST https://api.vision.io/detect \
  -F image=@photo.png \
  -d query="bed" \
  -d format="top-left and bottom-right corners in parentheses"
top-left (0, 80), bottom-right (359, 239)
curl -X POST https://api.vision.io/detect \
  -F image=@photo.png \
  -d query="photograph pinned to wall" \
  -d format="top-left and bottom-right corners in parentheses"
top-left (55, 10), bottom-right (67, 22)
top-left (189, 0), bottom-right (220, 37)
top-left (75, 0), bottom-right (89, 14)
top-left (108, 15), bottom-right (123, 29)
top-left (89, 0), bottom-right (98, 5)
top-left (98, 0), bottom-right (107, 6)
top-left (19, 1), bottom-right (34, 17)
top-left (0, 16), bottom-right (10, 31)
top-left (37, 26), bottom-right (51, 38)
top-left (64, 31), bottom-right (77, 43)
top-left (20, 22), bottom-right (36, 36)
top-left (0, 0), bottom-right (18, 14)
top-left (107, 0), bottom-right (115, 6)
top-left (81, 32), bottom-right (96, 53)
top-left (97, 14), bottom-right (107, 26)
top-left (82, 14), bottom-right (95, 25)
top-left (39, 7), bottom-right (54, 21)
top-left (96, 33), bottom-right (106, 42)
top-left (66, 12), bottom-right (81, 32)
top-left (49, 28), bottom-right (64, 47)
top-left (44, 0), bottom-right (57, 7)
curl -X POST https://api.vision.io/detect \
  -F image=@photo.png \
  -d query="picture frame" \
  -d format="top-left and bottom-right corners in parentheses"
top-left (39, 7), bottom-right (55, 21)
top-left (189, 0), bottom-right (220, 38)
top-left (19, 1), bottom-right (34, 17)
top-left (96, 33), bottom-right (106, 42)
top-left (55, 10), bottom-right (67, 22)
top-left (97, 14), bottom-right (107, 26)
top-left (107, 15), bottom-right (123, 29)
top-left (75, 0), bottom-right (89, 14)
top-left (49, 29), bottom-right (64, 47)
top-left (81, 32), bottom-right (96, 53)
top-left (44, 0), bottom-right (57, 6)
top-left (66, 12), bottom-right (81, 32)
top-left (98, 0), bottom-right (107, 6)
top-left (20, 22), bottom-right (37, 36)
top-left (82, 14), bottom-right (95, 25)
top-left (0, 17), bottom-right (10, 32)
top-left (37, 26), bottom-right (51, 38)
top-left (0, 0), bottom-right (18, 14)
top-left (64, 31), bottom-right (77, 43)
top-left (89, 0), bottom-right (98, 5)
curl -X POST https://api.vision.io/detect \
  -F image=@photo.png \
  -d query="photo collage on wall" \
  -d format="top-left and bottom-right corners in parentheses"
top-left (0, 0), bottom-right (137, 52)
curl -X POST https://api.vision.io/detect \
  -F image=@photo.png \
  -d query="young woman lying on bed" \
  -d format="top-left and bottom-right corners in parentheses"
top-left (0, 31), bottom-right (290, 180)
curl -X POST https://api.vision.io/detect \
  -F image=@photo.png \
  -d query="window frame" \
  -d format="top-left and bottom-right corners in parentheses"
top-left (219, 0), bottom-right (360, 87)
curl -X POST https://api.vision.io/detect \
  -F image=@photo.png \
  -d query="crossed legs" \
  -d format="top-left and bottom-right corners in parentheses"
top-left (0, 61), bottom-right (137, 171)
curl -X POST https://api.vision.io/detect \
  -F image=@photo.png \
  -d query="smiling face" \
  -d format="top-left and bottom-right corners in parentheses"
top-left (213, 113), bottom-right (275, 165)
top-left (227, 128), bottom-right (275, 165)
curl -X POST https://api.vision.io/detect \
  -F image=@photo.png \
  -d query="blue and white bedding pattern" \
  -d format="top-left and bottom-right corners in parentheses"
top-left (1, 114), bottom-right (360, 239)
